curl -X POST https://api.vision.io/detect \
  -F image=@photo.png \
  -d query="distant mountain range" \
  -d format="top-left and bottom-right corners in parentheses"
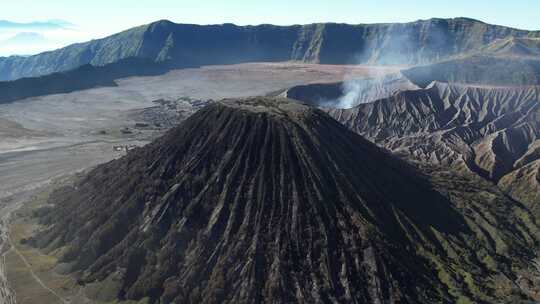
top-left (1, 17), bottom-right (540, 81)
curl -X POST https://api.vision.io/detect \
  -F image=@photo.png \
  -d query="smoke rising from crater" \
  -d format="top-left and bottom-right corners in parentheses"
top-left (327, 21), bottom-right (450, 108)
top-left (333, 73), bottom-right (417, 108)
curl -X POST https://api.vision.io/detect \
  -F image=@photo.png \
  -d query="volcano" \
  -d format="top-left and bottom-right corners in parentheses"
top-left (32, 97), bottom-right (539, 303)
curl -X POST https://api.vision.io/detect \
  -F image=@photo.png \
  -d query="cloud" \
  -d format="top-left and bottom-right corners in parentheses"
top-left (0, 20), bottom-right (83, 56)
top-left (0, 32), bottom-right (54, 56)
top-left (0, 19), bottom-right (127, 57)
top-left (0, 19), bottom-right (72, 31)
top-left (0, 32), bottom-right (47, 45)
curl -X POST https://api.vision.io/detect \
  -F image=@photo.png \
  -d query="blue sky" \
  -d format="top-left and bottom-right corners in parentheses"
top-left (1, 0), bottom-right (538, 56)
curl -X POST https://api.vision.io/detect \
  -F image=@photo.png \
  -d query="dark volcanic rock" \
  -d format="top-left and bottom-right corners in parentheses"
top-left (284, 82), bottom-right (344, 106)
top-left (2, 17), bottom-right (540, 81)
top-left (33, 98), bottom-right (539, 303)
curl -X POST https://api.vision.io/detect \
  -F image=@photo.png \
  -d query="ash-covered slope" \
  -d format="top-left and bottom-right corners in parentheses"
top-left (403, 55), bottom-right (540, 87)
top-left (328, 82), bottom-right (540, 214)
top-left (402, 37), bottom-right (540, 88)
top-left (2, 17), bottom-right (540, 81)
top-left (32, 98), bottom-right (539, 303)
top-left (480, 37), bottom-right (540, 57)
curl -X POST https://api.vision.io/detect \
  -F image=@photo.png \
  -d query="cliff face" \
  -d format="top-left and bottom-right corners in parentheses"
top-left (32, 98), bottom-right (539, 303)
top-left (2, 17), bottom-right (539, 81)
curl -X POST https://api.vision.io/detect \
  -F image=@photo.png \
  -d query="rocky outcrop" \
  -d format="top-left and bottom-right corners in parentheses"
top-left (498, 155), bottom-right (540, 218)
top-left (31, 98), bottom-right (539, 303)
top-left (2, 18), bottom-right (540, 81)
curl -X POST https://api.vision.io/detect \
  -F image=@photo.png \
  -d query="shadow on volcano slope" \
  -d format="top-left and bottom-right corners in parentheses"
top-left (0, 57), bottom-right (177, 104)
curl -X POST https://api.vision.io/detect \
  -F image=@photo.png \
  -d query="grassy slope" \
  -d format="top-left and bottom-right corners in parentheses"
top-left (5, 180), bottom-right (146, 304)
